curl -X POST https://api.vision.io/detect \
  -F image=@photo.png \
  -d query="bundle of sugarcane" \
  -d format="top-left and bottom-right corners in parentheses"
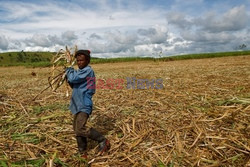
top-left (49, 45), bottom-right (77, 91)
top-left (33, 45), bottom-right (77, 100)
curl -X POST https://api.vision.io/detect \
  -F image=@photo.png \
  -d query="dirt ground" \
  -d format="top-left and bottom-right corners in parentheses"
top-left (0, 56), bottom-right (250, 166)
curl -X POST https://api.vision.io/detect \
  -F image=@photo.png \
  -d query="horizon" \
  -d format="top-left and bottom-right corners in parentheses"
top-left (1, 50), bottom-right (249, 60)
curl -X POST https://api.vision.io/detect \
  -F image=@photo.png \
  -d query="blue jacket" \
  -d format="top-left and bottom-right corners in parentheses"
top-left (66, 66), bottom-right (96, 115)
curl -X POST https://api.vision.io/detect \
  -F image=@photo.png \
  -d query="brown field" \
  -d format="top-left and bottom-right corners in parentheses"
top-left (0, 56), bottom-right (250, 166)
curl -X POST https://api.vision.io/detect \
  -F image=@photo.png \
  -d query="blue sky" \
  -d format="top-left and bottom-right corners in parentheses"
top-left (0, 0), bottom-right (249, 58)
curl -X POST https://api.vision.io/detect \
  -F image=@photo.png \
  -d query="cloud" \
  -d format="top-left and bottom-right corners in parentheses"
top-left (168, 5), bottom-right (249, 32)
top-left (61, 31), bottom-right (78, 45)
top-left (167, 12), bottom-right (192, 30)
top-left (0, 0), bottom-right (249, 56)
top-left (25, 34), bottom-right (52, 47)
top-left (89, 33), bottom-right (102, 40)
top-left (196, 5), bottom-right (249, 32)
top-left (138, 25), bottom-right (169, 44)
top-left (181, 31), bottom-right (235, 44)
top-left (0, 0), bottom-right (166, 34)
top-left (0, 35), bottom-right (9, 50)
top-left (47, 35), bottom-right (64, 46)
top-left (87, 30), bottom-right (138, 54)
top-left (165, 5), bottom-right (250, 54)
top-left (85, 25), bottom-right (170, 57)
top-left (22, 31), bottom-right (77, 49)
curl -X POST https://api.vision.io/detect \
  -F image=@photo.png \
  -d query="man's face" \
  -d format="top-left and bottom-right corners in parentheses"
top-left (77, 54), bottom-right (88, 69)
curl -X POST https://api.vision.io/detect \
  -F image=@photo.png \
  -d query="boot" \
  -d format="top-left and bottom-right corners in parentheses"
top-left (89, 128), bottom-right (110, 155)
top-left (76, 136), bottom-right (87, 154)
top-left (98, 139), bottom-right (110, 155)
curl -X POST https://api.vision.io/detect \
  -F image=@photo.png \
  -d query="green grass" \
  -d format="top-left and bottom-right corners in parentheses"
top-left (10, 158), bottom-right (45, 167)
top-left (32, 103), bottom-right (69, 114)
top-left (1, 61), bottom-right (52, 67)
top-left (0, 51), bottom-right (53, 66)
top-left (164, 50), bottom-right (250, 60)
top-left (91, 50), bottom-right (250, 64)
top-left (11, 133), bottom-right (41, 144)
top-left (0, 156), bottom-right (68, 167)
top-left (0, 50), bottom-right (249, 67)
top-left (91, 56), bottom-right (155, 64)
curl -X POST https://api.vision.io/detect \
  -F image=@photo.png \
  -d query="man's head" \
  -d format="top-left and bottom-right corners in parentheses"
top-left (75, 50), bottom-right (91, 69)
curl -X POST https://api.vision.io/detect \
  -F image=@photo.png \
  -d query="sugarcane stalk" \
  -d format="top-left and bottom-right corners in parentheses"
top-left (33, 45), bottom-right (77, 101)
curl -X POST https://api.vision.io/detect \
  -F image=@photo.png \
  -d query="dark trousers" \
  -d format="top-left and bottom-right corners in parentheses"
top-left (73, 112), bottom-right (91, 137)
top-left (73, 112), bottom-right (105, 153)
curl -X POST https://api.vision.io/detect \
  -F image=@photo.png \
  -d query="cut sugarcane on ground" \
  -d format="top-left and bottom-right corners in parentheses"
top-left (0, 55), bottom-right (250, 166)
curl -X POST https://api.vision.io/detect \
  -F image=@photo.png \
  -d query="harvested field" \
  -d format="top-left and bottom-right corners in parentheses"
top-left (0, 56), bottom-right (250, 166)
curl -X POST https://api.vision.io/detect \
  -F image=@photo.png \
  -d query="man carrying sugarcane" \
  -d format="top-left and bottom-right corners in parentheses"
top-left (65, 50), bottom-right (110, 158)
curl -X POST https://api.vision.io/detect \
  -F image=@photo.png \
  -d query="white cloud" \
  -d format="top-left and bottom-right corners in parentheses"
top-left (89, 33), bottom-right (102, 40)
top-left (0, 35), bottom-right (9, 50)
top-left (138, 25), bottom-right (169, 44)
top-left (181, 31), bottom-right (235, 43)
top-left (25, 34), bottom-right (52, 47)
top-left (168, 5), bottom-right (249, 32)
top-left (61, 31), bottom-right (78, 43)
top-left (197, 5), bottom-right (249, 32)
top-left (167, 12), bottom-right (192, 29)
top-left (87, 30), bottom-right (137, 54)
top-left (0, 0), bottom-right (249, 56)
top-left (166, 4), bottom-right (250, 54)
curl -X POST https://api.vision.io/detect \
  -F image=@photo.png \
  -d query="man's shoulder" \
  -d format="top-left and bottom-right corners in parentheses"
top-left (80, 65), bottom-right (93, 71)
top-left (79, 66), bottom-right (95, 75)
top-left (86, 65), bottom-right (93, 70)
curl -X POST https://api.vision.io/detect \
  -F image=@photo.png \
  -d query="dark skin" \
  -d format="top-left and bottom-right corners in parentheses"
top-left (77, 54), bottom-right (89, 69)
top-left (67, 54), bottom-right (89, 88)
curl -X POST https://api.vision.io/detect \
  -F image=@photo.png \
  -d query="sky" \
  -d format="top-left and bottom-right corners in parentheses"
top-left (0, 0), bottom-right (249, 58)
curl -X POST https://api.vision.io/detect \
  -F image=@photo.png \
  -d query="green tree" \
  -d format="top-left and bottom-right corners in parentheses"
top-left (17, 52), bottom-right (24, 62)
top-left (239, 44), bottom-right (247, 50)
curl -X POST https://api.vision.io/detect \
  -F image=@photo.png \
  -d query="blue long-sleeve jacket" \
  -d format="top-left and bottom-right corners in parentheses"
top-left (66, 66), bottom-right (96, 115)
